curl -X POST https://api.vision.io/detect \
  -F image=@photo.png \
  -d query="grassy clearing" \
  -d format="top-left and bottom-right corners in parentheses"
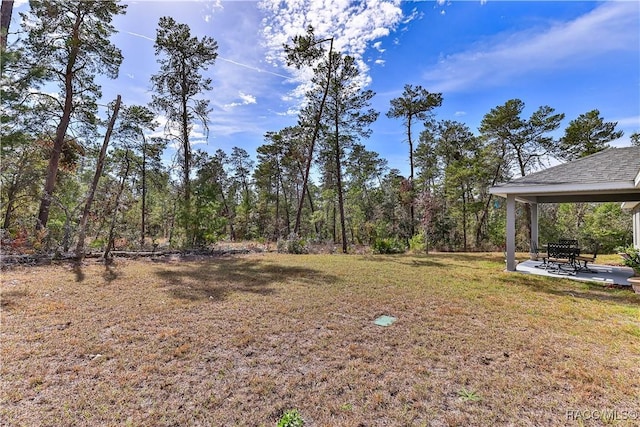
top-left (1, 252), bottom-right (639, 426)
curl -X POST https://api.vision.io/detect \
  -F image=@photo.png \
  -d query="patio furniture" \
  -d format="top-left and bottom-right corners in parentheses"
top-left (530, 240), bottom-right (541, 261)
top-left (558, 238), bottom-right (579, 247)
top-left (490, 147), bottom-right (640, 273)
top-left (575, 241), bottom-right (599, 273)
top-left (545, 242), bottom-right (579, 275)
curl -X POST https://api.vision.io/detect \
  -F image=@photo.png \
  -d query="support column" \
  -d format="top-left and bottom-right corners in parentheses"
top-left (634, 206), bottom-right (640, 249)
top-left (506, 194), bottom-right (516, 271)
top-left (530, 202), bottom-right (538, 252)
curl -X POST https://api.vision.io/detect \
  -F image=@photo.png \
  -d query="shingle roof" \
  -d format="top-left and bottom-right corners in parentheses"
top-left (489, 147), bottom-right (640, 203)
top-left (508, 147), bottom-right (640, 186)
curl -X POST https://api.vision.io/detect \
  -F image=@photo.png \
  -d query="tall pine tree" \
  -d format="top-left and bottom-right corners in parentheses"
top-left (21, 0), bottom-right (127, 230)
top-left (151, 16), bottom-right (218, 247)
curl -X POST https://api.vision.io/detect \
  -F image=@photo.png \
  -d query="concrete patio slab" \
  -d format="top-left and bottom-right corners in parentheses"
top-left (516, 260), bottom-right (635, 287)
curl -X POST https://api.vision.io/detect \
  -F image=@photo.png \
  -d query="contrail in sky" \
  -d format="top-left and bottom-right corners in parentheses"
top-left (218, 57), bottom-right (290, 79)
top-left (125, 31), bottom-right (290, 79)
top-left (125, 31), bottom-right (154, 41)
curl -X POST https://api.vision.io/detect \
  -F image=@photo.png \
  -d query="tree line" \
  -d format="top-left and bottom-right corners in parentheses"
top-left (1, 1), bottom-right (637, 258)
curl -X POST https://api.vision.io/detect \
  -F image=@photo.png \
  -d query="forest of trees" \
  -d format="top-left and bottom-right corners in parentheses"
top-left (1, 1), bottom-right (638, 258)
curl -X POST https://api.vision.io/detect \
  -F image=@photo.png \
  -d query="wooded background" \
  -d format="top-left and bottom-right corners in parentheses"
top-left (1, 1), bottom-right (637, 258)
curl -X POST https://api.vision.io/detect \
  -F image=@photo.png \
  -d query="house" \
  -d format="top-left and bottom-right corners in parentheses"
top-left (489, 147), bottom-right (640, 271)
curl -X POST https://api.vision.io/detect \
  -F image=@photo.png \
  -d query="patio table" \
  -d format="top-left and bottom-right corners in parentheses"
top-left (544, 242), bottom-right (580, 275)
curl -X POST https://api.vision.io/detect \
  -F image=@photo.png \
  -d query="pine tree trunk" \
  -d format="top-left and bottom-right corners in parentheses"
top-left (104, 151), bottom-right (131, 260)
top-left (2, 178), bottom-right (17, 229)
top-left (294, 38), bottom-right (333, 234)
top-left (407, 116), bottom-right (416, 237)
top-left (36, 14), bottom-right (82, 230)
top-left (181, 88), bottom-right (192, 246)
top-left (141, 144), bottom-right (147, 248)
top-left (274, 175), bottom-right (280, 240)
top-left (334, 121), bottom-right (347, 254)
top-left (462, 184), bottom-right (468, 252)
top-left (75, 95), bottom-right (121, 260)
top-left (0, 0), bottom-right (14, 51)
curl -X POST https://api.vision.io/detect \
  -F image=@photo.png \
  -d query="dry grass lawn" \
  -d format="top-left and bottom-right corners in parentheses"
top-left (1, 252), bottom-right (639, 426)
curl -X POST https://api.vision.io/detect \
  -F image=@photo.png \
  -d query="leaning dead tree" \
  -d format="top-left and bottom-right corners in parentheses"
top-left (75, 95), bottom-right (122, 260)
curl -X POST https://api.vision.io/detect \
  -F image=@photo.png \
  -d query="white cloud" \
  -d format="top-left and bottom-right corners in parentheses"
top-left (203, 0), bottom-right (224, 23)
top-left (272, 107), bottom-right (300, 117)
top-left (29, 89), bottom-right (60, 100)
top-left (223, 91), bottom-right (257, 109)
top-left (258, 0), bottom-right (405, 99)
top-left (402, 7), bottom-right (422, 25)
top-left (207, 113), bottom-right (265, 139)
top-left (149, 115), bottom-right (208, 148)
top-left (422, 1), bottom-right (639, 92)
top-left (375, 59), bottom-right (385, 66)
top-left (610, 116), bottom-right (640, 147)
top-left (239, 92), bottom-right (256, 104)
top-left (612, 115), bottom-right (640, 129)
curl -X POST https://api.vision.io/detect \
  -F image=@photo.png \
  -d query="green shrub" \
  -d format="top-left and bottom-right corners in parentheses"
top-left (89, 238), bottom-right (106, 250)
top-left (372, 237), bottom-right (407, 254)
top-left (276, 233), bottom-right (309, 254)
top-left (277, 409), bottom-right (304, 427)
top-left (408, 233), bottom-right (425, 252)
top-left (618, 246), bottom-right (640, 274)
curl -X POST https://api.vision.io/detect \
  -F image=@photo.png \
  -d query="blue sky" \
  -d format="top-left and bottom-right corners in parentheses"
top-left (11, 0), bottom-right (640, 176)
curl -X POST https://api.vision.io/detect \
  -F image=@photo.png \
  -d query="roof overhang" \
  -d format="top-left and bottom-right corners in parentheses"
top-left (489, 181), bottom-right (640, 204)
top-left (489, 147), bottom-right (640, 208)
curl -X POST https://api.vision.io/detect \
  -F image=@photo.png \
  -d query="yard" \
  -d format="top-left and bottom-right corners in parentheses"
top-left (1, 252), bottom-right (639, 426)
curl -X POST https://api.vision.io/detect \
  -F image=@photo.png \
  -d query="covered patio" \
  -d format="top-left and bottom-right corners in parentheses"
top-left (490, 146), bottom-right (640, 277)
top-left (516, 259), bottom-right (634, 286)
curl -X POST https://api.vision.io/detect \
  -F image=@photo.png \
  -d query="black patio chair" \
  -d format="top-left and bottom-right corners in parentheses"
top-left (575, 241), bottom-right (599, 273)
top-left (531, 241), bottom-right (549, 269)
top-left (559, 238), bottom-right (579, 247)
top-left (546, 242), bottom-right (578, 275)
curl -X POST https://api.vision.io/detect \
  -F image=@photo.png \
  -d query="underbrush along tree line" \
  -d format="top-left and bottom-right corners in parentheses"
top-left (1, 2), bottom-right (635, 255)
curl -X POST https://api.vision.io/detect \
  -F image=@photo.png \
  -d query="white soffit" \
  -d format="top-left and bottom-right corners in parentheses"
top-left (489, 180), bottom-right (637, 197)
